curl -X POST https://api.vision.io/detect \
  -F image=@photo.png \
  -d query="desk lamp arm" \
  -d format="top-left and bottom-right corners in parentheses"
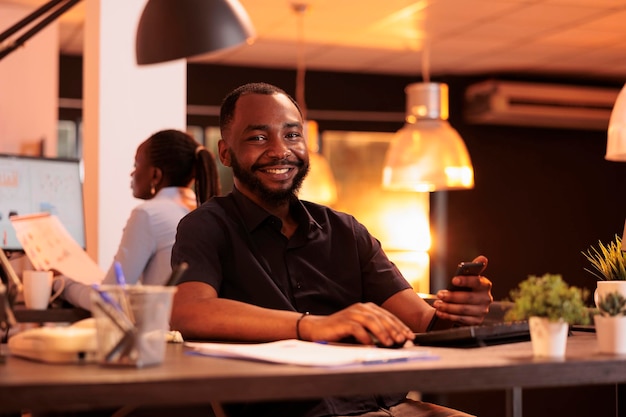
top-left (0, 0), bottom-right (82, 61)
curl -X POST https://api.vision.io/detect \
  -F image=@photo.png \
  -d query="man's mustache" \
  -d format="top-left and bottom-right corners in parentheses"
top-left (252, 159), bottom-right (304, 171)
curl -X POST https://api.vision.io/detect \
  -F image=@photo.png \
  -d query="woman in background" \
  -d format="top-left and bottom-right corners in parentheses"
top-left (58, 129), bottom-right (220, 310)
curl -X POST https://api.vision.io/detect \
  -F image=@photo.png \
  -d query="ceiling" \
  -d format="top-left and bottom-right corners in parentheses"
top-left (4, 0), bottom-right (626, 82)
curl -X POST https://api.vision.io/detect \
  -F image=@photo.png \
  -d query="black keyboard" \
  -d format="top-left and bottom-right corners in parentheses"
top-left (413, 321), bottom-right (531, 348)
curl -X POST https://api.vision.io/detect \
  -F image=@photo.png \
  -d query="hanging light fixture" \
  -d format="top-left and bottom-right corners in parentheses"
top-left (606, 83), bottom-right (626, 250)
top-left (135, 0), bottom-right (256, 65)
top-left (291, 2), bottom-right (338, 205)
top-left (382, 45), bottom-right (474, 192)
top-left (606, 83), bottom-right (626, 162)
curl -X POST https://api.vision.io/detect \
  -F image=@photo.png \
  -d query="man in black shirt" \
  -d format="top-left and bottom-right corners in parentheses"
top-left (171, 82), bottom-right (493, 417)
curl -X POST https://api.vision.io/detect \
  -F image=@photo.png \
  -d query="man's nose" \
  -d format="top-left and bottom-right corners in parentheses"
top-left (266, 137), bottom-right (292, 159)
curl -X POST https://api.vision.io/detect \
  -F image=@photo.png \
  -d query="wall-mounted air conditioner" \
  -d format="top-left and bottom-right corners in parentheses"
top-left (464, 80), bottom-right (619, 130)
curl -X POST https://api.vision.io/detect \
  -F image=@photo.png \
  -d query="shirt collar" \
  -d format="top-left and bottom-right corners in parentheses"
top-left (154, 186), bottom-right (197, 204)
top-left (231, 186), bottom-right (322, 235)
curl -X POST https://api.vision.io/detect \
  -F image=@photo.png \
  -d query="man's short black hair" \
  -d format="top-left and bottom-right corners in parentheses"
top-left (219, 82), bottom-right (303, 137)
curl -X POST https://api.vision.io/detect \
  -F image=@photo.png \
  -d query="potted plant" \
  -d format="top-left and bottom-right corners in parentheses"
top-left (594, 290), bottom-right (626, 354)
top-left (505, 273), bottom-right (590, 358)
top-left (582, 235), bottom-right (626, 307)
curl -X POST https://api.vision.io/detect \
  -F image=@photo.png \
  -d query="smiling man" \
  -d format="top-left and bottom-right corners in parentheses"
top-left (223, 89), bottom-right (310, 216)
top-left (170, 82), bottom-right (493, 417)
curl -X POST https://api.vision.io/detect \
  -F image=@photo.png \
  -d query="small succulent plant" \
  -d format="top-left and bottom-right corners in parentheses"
top-left (597, 291), bottom-right (626, 317)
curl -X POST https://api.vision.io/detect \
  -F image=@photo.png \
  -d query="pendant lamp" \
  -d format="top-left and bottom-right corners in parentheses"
top-left (136, 0), bottom-right (255, 65)
top-left (382, 82), bottom-right (474, 192)
top-left (607, 83), bottom-right (626, 162)
top-left (290, 2), bottom-right (338, 205)
top-left (300, 120), bottom-right (338, 205)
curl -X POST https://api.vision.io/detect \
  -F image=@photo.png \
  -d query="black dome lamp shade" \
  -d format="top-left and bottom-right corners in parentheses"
top-left (136, 0), bottom-right (256, 65)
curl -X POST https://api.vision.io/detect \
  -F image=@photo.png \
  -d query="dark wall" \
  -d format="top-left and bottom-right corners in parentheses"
top-left (445, 76), bottom-right (626, 302)
top-left (59, 56), bottom-right (626, 303)
top-left (447, 120), bottom-right (626, 301)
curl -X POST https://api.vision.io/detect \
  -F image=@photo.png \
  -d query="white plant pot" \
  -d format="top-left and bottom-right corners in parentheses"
top-left (594, 315), bottom-right (626, 355)
top-left (528, 316), bottom-right (569, 358)
top-left (595, 281), bottom-right (626, 308)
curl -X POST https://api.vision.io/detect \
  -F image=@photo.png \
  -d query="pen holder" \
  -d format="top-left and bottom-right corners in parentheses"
top-left (90, 285), bottom-right (177, 368)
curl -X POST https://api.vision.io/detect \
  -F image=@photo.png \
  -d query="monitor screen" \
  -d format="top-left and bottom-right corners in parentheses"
top-left (0, 154), bottom-right (86, 252)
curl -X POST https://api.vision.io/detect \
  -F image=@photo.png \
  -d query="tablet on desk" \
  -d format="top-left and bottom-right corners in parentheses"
top-left (413, 321), bottom-right (531, 348)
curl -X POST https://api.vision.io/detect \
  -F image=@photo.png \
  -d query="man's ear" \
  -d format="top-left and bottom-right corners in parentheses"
top-left (218, 139), bottom-right (231, 167)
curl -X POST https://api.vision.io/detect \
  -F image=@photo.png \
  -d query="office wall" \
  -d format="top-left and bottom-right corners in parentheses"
top-left (0, 3), bottom-right (58, 156)
top-left (59, 57), bottom-right (626, 302)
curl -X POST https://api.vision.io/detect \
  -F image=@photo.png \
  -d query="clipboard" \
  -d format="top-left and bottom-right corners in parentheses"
top-left (10, 213), bottom-right (104, 285)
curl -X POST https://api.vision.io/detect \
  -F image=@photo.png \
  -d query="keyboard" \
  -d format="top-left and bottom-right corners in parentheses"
top-left (412, 321), bottom-right (531, 348)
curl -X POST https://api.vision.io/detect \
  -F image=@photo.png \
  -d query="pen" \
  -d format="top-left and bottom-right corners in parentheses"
top-left (165, 262), bottom-right (189, 287)
top-left (92, 285), bottom-right (139, 363)
top-left (360, 357), bottom-right (411, 365)
top-left (113, 261), bottom-right (135, 323)
top-left (114, 261), bottom-right (126, 287)
top-left (91, 286), bottom-right (134, 332)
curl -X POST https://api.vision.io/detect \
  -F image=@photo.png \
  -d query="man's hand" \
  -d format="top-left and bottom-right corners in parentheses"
top-left (297, 302), bottom-right (415, 347)
top-left (433, 255), bottom-right (493, 326)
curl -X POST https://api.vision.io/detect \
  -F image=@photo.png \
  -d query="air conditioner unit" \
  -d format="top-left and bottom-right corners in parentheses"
top-left (464, 80), bottom-right (619, 130)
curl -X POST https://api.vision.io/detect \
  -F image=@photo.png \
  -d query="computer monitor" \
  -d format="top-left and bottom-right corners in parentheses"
top-left (0, 154), bottom-right (86, 252)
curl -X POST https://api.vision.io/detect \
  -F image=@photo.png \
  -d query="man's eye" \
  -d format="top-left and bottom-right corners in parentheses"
top-left (286, 132), bottom-right (303, 140)
top-left (248, 135), bottom-right (266, 142)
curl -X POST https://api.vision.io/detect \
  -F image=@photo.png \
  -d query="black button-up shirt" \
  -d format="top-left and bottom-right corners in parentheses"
top-left (172, 187), bottom-right (411, 416)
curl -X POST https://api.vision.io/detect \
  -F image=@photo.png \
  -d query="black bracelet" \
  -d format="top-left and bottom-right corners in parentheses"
top-left (426, 314), bottom-right (439, 332)
top-left (426, 313), bottom-right (457, 332)
top-left (296, 312), bottom-right (310, 340)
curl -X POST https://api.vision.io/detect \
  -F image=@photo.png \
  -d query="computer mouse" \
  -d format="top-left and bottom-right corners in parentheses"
top-left (367, 331), bottom-right (407, 349)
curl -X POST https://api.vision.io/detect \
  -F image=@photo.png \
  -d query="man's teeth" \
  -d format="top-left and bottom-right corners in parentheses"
top-left (265, 168), bottom-right (289, 174)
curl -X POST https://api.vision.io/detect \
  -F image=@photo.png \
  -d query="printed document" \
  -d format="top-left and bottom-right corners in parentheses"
top-left (10, 213), bottom-right (104, 285)
top-left (185, 339), bottom-right (437, 367)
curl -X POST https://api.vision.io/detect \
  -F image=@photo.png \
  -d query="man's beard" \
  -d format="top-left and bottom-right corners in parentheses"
top-left (229, 150), bottom-right (310, 207)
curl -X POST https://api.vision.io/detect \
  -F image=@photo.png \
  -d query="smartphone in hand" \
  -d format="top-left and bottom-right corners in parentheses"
top-left (448, 261), bottom-right (485, 292)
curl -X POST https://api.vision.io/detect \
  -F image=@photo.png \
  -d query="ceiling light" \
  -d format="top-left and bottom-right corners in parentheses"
top-left (135, 0), bottom-right (255, 65)
top-left (607, 83), bottom-right (626, 161)
top-left (290, 2), bottom-right (338, 205)
top-left (382, 82), bottom-right (474, 191)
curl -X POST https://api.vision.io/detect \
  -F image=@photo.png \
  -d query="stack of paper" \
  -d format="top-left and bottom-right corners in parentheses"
top-left (185, 339), bottom-right (437, 367)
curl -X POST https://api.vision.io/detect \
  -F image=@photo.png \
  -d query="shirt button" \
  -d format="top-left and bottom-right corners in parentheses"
top-left (296, 282), bottom-right (302, 289)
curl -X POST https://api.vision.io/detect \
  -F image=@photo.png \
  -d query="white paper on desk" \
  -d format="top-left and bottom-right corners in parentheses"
top-left (10, 213), bottom-right (104, 285)
top-left (185, 339), bottom-right (437, 367)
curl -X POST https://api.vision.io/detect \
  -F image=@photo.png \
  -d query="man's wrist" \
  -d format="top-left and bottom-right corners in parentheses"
top-left (296, 312), bottom-right (310, 340)
top-left (426, 313), bottom-right (456, 332)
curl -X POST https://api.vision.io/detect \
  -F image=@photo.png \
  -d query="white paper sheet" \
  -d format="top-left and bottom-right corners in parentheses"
top-left (10, 213), bottom-right (104, 285)
top-left (185, 339), bottom-right (437, 367)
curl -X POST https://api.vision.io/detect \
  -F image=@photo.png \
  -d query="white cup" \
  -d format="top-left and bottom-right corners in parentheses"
top-left (22, 270), bottom-right (65, 310)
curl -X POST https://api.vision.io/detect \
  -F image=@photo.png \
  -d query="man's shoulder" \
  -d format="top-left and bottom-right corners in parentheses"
top-left (184, 195), bottom-right (234, 218)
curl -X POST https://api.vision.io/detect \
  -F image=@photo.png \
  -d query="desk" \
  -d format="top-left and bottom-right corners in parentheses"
top-left (12, 306), bottom-right (90, 323)
top-left (0, 332), bottom-right (624, 415)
